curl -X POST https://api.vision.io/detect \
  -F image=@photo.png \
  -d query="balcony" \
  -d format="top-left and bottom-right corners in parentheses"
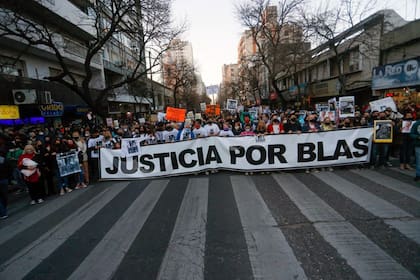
top-left (63, 37), bottom-right (102, 66)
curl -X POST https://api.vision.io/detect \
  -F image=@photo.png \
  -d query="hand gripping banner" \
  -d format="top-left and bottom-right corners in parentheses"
top-left (100, 128), bottom-right (372, 180)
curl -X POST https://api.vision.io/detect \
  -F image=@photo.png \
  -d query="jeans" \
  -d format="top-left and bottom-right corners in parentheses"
top-left (371, 143), bottom-right (390, 166)
top-left (0, 179), bottom-right (8, 216)
top-left (415, 146), bottom-right (420, 178)
top-left (400, 134), bottom-right (414, 164)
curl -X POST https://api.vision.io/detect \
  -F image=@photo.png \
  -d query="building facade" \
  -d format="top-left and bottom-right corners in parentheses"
top-left (275, 10), bottom-right (407, 108)
top-left (0, 0), bottom-right (167, 124)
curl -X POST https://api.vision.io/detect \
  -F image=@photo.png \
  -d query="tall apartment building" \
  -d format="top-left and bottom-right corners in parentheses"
top-left (0, 0), bottom-right (167, 123)
top-left (161, 39), bottom-right (200, 108)
top-left (220, 64), bottom-right (239, 104)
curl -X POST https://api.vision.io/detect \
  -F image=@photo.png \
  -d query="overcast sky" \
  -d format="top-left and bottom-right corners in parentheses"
top-left (172, 0), bottom-right (419, 86)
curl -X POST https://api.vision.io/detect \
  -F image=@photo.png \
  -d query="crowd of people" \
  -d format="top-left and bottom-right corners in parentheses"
top-left (0, 100), bottom-right (419, 220)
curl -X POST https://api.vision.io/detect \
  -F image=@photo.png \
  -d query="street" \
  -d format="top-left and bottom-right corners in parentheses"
top-left (0, 167), bottom-right (419, 280)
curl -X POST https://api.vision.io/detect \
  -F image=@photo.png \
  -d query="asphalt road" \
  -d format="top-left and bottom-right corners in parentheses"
top-left (0, 166), bottom-right (419, 280)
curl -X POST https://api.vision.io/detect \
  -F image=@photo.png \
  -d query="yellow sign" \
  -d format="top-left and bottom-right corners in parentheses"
top-left (0, 105), bottom-right (20, 120)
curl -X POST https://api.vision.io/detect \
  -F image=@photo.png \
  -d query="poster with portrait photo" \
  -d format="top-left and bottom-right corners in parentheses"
top-left (56, 151), bottom-right (81, 177)
top-left (401, 120), bottom-right (414, 133)
top-left (338, 96), bottom-right (355, 118)
top-left (226, 99), bottom-right (238, 110)
top-left (373, 120), bottom-right (393, 143)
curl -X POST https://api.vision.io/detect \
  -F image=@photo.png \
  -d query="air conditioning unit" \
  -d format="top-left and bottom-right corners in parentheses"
top-left (38, 91), bottom-right (52, 104)
top-left (12, 89), bottom-right (37, 105)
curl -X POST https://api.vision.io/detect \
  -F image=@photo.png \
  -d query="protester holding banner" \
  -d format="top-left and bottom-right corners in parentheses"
top-left (320, 117), bottom-right (336, 131)
top-left (204, 119), bottom-right (220, 137)
top-left (162, 123), bottom-right (178, 143)
top-left (240, 124), bottom-right (255, 136)
top-left (267, 118), bottom-right (284, 134)
top-left (72, 131), bottom-right (88, 188)
top-left (87, 129), bottom-right (103, 183)
top-left (177, 121), bottom-right (196, 141)
top-left (284, 114), bottom-right (302, 134)
top-left (218, 123), bottom-right (234, 137)
top-left (193, 120), bottom-right (208, 138)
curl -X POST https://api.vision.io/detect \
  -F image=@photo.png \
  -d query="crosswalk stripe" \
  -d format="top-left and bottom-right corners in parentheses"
top-left (314, 172), bottom-right (412, 219)
top-left (0, 187), bottom-right (89, 245)
top-left (350, 169), bottom-right (420, 201)
top-left (231, 176), bottom-right (307, 280)
top-left (392, 167), bottom-right (415, 177)
top-left (68, 180), bottom-right (168, 280)
top-left (315, 222), bottom-right (417, 280)
top-left (272, 174), bottom-right (416, 279)
top-left (386, 220), bottom-right (420, 245)
top-left (157, 178), bottom-right (208, 280)
top-left (272, 173), bottom-right (344, 222)
top-left (0, 182), bottom-right (128, 279)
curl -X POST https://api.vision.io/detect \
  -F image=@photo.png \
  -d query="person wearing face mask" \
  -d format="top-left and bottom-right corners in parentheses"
top-left (399, 112), bottom-right (414, 170)
top-left (240, 124), bottom-right (255, 136)
top-left (72, 131), bottom-right (89, 187)
top-left (219, 123), bottom-right (234, 137)
top-left (320, 117), bottom-right (336, 131)
top-left (284, 114), bottom-right (302, 134)
top-left (204, 119), bottom-right (220, 136)
top-left (232, 121), bottom-right (243, 136)
top-left (302, 114), bottom-right (320, 133)
top-left (163, 123), bottom-right (179, 143)
top-left (177, 121), bottom-right (196, 141)
top-left (267, 118), bottom-right (284, 134)
top-left (193, 120), bottom-right (208, 138)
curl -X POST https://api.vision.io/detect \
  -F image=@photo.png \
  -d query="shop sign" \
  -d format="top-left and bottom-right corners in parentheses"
top-left (0, 105), bottom-right (20, 120)
top-left (372, 57), bottom-right (420, 90)
top-left (40, 102), bottom-right (64, 117)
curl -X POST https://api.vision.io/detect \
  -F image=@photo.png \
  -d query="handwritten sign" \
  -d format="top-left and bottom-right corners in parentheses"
top-left (165, 107), bottom-right (186, 122)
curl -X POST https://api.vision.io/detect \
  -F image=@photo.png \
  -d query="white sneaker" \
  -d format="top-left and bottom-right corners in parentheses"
top-left (37, 199), bottom-right (44, 204)
top-left (30, 200), bottom-right (36, 205)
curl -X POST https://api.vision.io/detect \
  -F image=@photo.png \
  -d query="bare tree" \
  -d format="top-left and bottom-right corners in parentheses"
top-left (162, 57), bottom-right (197, 108)
top-left (302, 0), bottom-right (384, 95)
top-left (0, 0), bottom-right (184, 116)
top-left (236, 0), bottom-right (309, 106)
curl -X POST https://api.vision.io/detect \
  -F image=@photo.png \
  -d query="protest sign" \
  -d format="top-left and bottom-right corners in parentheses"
top-left (339, 96), bottom-right (355, 118)
top-left (200, 103), bottom-right (207, 112)
top-left (101, 128), bottom-right (372, 179)
top-left (56, 151), bottom-right (81, 177)
top-left (166, 107), bottom-right (186, 122)
top-left (121, 137), bottom-right (146, 157)
top-left (227, 99), bottom-right (238, 110)
top-left (369, 97), bottom-right (397, 112)
top-left (373, 120), bottom-right (393, 143)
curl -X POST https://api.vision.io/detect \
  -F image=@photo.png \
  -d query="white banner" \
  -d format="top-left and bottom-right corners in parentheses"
top-left (100, 128), bottom-right (372, 179)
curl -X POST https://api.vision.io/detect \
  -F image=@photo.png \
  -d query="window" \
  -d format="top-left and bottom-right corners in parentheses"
top-left (349, 49), bottom-right (361, 72)
top-left (0, 56), bottom-right (26, 77)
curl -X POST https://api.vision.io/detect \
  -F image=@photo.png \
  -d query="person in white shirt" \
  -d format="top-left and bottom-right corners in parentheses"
top-left (177, 120), bottom-right (195, 141)
top-left (162, 123), bottom-right (179, 143)
top-left (218, 123), bottom-right (234, 137)
top-left (193, 120), bottom-right (208, 138)
top-left (204, 119), bottom-right (220, 136)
